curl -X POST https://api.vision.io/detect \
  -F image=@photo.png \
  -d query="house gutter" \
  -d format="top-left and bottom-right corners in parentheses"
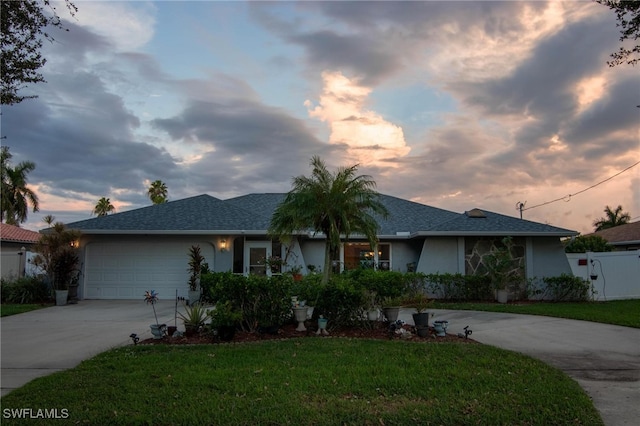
top-left (410, 230), bottom-right (579, 238)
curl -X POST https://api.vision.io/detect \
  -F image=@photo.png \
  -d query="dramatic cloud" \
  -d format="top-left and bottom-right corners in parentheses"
top-left (304, 71), bottom-right (410, 170)
top-left (1, 1), bottom-right (637, 234)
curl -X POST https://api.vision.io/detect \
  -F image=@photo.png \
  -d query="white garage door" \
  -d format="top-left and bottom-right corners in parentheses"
top-left (84, 242), bottom-right (215, 300)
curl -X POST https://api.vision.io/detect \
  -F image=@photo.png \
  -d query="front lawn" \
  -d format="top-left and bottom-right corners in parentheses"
top-left (0, 303), bottom-right (50, 317)
top-left (0, 339), bottom-right (602, 425)
top-left (432, 299), bottom-right (640, 328)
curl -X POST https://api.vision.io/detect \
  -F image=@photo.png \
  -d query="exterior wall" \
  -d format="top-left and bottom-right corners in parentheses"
top-left (386, 240), bottom-right (423, 272)
top-left (299, 240), bottom-right (326, 273)
top-left (530, 237), bottom-right (573, 278)
top-left (417, 237), bottom-right (461, 274)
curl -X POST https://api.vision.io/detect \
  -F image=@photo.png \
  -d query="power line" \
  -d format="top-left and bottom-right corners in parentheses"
top-left (520, 160), bottom-right (640, 213)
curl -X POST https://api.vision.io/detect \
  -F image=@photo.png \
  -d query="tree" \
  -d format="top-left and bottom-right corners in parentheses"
top-left (1, 146), bottom-right (39, 225)
top-left (33, 215), bottom-right (81, 291)
top-left (1, 0), bottom-right (77, 105)
top-left (564, 235), bottom-right (613, 253)
top-left (592, 204), bottom-right (631, 231)
top-left (147, 180), bottom-right (168, 204)
top-left (268, 156), bottom-right (389, 284)
top-left (596, 0), bottom-right (640, 67)
top-left (92, 197), bottom-right (115, 217)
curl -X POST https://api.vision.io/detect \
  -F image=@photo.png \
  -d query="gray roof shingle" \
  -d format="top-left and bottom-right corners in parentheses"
top-left (65, 194), bottom-right (577, 237)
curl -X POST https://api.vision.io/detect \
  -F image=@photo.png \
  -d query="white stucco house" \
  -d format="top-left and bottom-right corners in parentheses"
top-left (62, 193), bottom-right (578, 300)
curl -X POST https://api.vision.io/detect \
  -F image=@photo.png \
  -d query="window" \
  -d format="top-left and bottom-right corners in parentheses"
top-left (343, 243), bottom-right (391, 270)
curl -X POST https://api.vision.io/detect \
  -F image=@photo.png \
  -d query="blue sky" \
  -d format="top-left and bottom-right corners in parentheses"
top-left (2, 0), bottom-right (638, 234)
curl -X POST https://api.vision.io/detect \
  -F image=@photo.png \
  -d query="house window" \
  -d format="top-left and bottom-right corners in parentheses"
top-left (343, 243), bottom-right (391, 270)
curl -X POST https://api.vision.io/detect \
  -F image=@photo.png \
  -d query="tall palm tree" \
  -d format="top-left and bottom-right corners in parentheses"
top-left (1, 146), bottom-right (39, 225)
top-left (147, 180), bottom-right (168, 204)
top-left (92, 197), bottom-right (115, 217)
top-left (269, 156), bottom-right (389, 284)
top-left (593, 205), bottom-right (631, 231)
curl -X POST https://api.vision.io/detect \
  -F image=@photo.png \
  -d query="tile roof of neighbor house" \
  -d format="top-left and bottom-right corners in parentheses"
top-left (589, 221), bottom-right (640, 245)
top-left (0, 223), bottom-right (41, 244)
top-left (64, 193), bottom-right (577, 237)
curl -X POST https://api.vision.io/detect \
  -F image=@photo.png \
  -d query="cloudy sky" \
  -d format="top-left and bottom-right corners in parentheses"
top-left (2, 0), bottom-right (638, 234)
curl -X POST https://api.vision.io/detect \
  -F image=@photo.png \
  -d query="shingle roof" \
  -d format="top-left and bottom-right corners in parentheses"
top-left (64, 193), bottom-right (577, 237)
top-left (0, 223), bottom-right (41, 243)
top-left (424, 208), bottom-right (577, 236)
top-left (66, 195), bottom-right (260, 233)
top-left (589, 221), bottom-right (640, 245)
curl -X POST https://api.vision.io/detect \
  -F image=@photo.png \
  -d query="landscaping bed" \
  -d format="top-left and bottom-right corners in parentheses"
top-left (140, 320), bottom-right (477, 345)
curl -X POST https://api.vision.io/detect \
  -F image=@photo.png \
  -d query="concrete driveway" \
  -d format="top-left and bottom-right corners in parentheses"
top-left (414, 309), bottom-right (640, 426)
top-left (2, 302), bottom-right (639, 426)
top-left (1, 300), bottom-right (179, 397)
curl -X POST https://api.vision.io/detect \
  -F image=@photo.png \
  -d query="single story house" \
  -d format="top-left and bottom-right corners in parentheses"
top-left (0, 223), bottom-right (41, 280)
top-left (587, 222), bottom-right (640, 251)
top-left (62, 193), bottom-right (578, 300)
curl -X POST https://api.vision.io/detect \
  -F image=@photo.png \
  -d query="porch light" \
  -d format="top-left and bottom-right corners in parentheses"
top-left (70, 240), bottom-right (79, 248)
top-left (220, 239), bottom-right (227, 252)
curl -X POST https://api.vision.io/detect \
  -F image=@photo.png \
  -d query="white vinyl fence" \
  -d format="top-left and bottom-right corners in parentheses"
top-left (566, 250), bottom-right (640, 301)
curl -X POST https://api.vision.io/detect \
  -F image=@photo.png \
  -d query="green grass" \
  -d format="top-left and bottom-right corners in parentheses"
top-left (0, 339), bottom-right (602, 425)
top-left (432, 299), bottom-right (640, 328)
top-left (0, 303), bottom-right (50, 317)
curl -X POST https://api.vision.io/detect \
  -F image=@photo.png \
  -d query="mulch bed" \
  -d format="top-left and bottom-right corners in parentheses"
top-left (139, 321), bottom-right (478, 345)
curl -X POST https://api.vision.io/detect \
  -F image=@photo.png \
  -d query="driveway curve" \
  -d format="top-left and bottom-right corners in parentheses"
top-left (418, 309), bottom-right (640, 426)
top-left (2, 302), bottom-right (639, 426)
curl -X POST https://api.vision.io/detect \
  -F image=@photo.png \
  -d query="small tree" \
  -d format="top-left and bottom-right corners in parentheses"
top-left (564, 235), bottom-right (613, 253)
top-left (268, 156), bottom-right (388, 284)
top-left (33, 216), bottom-right (81, 291)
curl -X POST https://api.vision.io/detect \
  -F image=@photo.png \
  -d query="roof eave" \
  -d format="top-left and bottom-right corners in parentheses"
top-left (412, 230), bottom-right (579, 237)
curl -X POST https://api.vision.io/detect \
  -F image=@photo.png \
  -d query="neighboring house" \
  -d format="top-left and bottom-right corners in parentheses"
top-left (63, 194), bottom-right (577, 300)
top-left (0, 223), bottom-right (40, 280)
top-left (587, 222), bottom-right (640, 251)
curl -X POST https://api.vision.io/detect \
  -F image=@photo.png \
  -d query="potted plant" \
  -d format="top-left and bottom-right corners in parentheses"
top-left (33, 216), bottom-right (81, 306)
top-left (289, 264), bottom-right (303, 281)
top-left (404, 293), bottom-right (432, 328)
top-left (179, 302), bottom-right (208, 337)
top-left (382, 296), bottom-right (404, 322)
top-left (187, 245), bottom-right (205, 304)
top-left (208, 301), bottom-right (241, 342)
top-left (145, 290), bottom-right (166, 339)
top-left (363, 289), bottom-right (379, 321)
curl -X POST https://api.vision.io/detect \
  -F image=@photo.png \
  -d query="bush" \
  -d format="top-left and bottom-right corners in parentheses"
top-left (349, 269), bottom-right (406, 305)
top-left (200, 272), bottom-right (292, 332)
top-left (313, 275), bottom-right (367, 329)
top-left (564, 235), bottom-right (613, 253)
top-left (425, 273), bottom-right (493, 301)
top-left (0, 276), bottom-right (50, 304)
top-left (541, 274), bottom-right (591, 301)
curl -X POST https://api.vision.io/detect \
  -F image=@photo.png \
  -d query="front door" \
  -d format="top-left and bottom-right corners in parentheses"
top-left (244, 241), bottom-right (271, 276)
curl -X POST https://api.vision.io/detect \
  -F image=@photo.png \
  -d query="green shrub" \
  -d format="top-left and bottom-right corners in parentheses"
top-left (200, 272), bottom-right (292, 332)
top-left (313, 275), bottom-right (367, 329)
top-left (541, 274), bottom-right (591, 301)
top-left (349, 269), bottom-right (406, 303)
top-left (0, 276), bottom-right (50, 304)
top-left (564, 235), bottom-right (613, 253)
top-left (425, 273), bottom-right (493, 301)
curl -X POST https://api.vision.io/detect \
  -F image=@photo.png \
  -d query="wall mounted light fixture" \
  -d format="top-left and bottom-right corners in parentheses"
top-left (220, 239), bottom-right (227, 252)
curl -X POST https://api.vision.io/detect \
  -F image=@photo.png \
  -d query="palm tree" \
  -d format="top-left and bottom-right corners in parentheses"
top-left (593, 205), bottom-right (631, 231)
top-left (92, 197), bottom-right (115, 217)
top-left (1, 146), bottom-right (39, 225)
top-left (269, 156), bottom-right (389, 284)
top-left (147, 180), bottom-right (168, 204)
